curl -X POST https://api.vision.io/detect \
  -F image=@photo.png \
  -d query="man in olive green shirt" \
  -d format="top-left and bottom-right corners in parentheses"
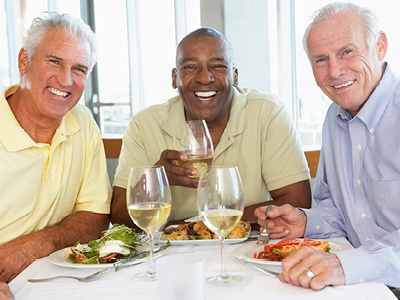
top-left (111, 27), bottom-right (311, 225)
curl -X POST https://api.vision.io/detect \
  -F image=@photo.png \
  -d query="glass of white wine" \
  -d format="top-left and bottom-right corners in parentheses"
top-left (126, 166), bottom-right (172, 281)
top-left (174, 120), bottom-right (214, 177)
top-left (197, 165), bottom-right (244, 286)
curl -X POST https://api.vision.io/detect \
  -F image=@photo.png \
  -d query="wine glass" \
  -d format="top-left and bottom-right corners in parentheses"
top-left (174, 120), bottom-right (214, 177)
top-left (197, 166), bottom-right (245, 286)
top-left (126, 166), bottom-right (172, 281)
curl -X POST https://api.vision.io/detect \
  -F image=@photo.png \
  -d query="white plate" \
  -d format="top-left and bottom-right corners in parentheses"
top-left (49, 244), bottom-right (166, 269)
top-left (233, 238), bottom-right (348, 266)
top-left (158, 225), bottom-right (251, 245)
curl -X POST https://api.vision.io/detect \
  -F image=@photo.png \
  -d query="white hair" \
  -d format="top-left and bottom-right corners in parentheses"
top-left (22, 11), bottom-right (98, 72)
top-left (302, 2), bottom-right (381, 61)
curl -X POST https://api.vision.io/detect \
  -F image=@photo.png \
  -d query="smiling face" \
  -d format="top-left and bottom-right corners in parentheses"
top-left (18, 27), bottom-right (91, 123)
top-left (172, 35), bottom-right (238, 128)
top-left (307, 9), bottom-right (387, 116)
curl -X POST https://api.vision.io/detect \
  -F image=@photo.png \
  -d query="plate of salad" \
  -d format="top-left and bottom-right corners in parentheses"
top-left (49, 224), bottom-right (166, 268)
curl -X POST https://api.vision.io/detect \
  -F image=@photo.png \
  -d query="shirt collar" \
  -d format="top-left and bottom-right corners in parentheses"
top-left (356, 63), bottom-right (397, 131)
top-left (0, 84), bottom-right (80, 152)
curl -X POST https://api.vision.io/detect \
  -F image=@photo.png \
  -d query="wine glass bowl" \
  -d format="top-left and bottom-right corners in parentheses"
top-left (174, 120), bottom-right (214, 177)
top-left (126, 166), bottom-right (172, 281)
top-left (197, 166), bottom-right (244, 286)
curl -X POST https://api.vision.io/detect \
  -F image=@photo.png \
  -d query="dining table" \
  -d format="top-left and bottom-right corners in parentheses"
top-left (9, 234), bottom-right (396, 300)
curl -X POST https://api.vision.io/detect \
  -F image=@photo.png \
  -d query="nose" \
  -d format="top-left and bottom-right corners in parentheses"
top-left (328, 57), bottom-right (345, 79)
top-left (195, 66), bottom-right (215, 84)
top-left (57, 68), bottom-right (73, 87)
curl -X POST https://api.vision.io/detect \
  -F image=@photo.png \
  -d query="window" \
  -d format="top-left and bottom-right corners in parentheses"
top-left (1, 0), bottom-right (80, 91)
top-left (2, 0), bottom-right (400, 149)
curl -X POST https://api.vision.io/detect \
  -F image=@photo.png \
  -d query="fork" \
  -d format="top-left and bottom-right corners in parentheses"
top-left (257, 205), bottom-right (273, 245)
top-left (28, 269), bottom-right (107, 282)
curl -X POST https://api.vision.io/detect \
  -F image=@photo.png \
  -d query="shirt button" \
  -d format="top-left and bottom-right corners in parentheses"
top-left (316, 225), bottom-right (321, 230)
top-left (361, 213), bottom-right (366, 218)
top-left (357, 145), bottom-right (361, 150)
top-left (369, 128), bottom-right (374, 133)
top-left (359, 278), bottom-right (365, 283)
top-left (48, 173), bottom-right (52, 177)
top-left (357, 180), bottom-right (361, 185)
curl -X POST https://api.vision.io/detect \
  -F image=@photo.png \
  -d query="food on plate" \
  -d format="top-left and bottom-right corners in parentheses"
top-left (65, 224), bottom-right (141, 264)
top-left (254, 238), bottom-right (330, 261)
top-left (162, 220), bottom-right (250, 240)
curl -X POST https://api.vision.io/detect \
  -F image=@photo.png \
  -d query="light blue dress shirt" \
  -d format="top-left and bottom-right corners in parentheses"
top-left (305, 63), bottom-right (400, 288)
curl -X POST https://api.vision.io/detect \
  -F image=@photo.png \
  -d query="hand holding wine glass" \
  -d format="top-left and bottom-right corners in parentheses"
top-left (126, 166), bottom-right (172, 281)
top-left (197, 166), bottom-right (244, 286)
top-left (174, 120), bottom-right (214, 178)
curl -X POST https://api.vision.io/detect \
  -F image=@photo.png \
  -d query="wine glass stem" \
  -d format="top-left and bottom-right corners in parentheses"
top-left (219, 236), bottom-right (229, 279)
top-left (146, 234), bottom-right (156, 277)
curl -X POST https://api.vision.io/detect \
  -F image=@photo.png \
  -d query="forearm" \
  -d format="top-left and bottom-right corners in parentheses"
top-left (25, 211), bottom-right (109, 258)
top-left (243, 180), bottom-right (311, 224)
top-left (0, 211), bottom-right (109, 282)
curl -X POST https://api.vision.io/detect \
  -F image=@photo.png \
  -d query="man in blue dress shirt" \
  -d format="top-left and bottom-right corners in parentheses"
top-left (255, 2), bottom-right (400, 294)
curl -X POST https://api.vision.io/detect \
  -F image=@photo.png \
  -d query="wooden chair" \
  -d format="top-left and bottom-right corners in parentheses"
top-left (102, 138), bottom-right (320, 178)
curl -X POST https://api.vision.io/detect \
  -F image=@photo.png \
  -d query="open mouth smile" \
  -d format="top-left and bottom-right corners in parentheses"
top-left (333, 80), bottom-right (355, 89)
top-left (194, 91), bottom-right (217, 100)
top-left (48, 87), bottom-right (70, 98)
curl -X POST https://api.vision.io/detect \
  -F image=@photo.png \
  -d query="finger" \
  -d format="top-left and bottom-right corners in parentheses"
top-left (264, 220), bottom-right (290, 238)
top-left (0, 282), bottom-right (14, 300)
top-left (166, 171), bottom-right (198, 188)
top-left (268, 231), bottom-right (290, 239)
top-left (254, 206), bottom-right (268, 221)
top-left (160, 149), bottom-right (185, 161)
top-left (267, 203), bottom-right (293, 219)
top-left (281, 247), bottom-right (312, 286)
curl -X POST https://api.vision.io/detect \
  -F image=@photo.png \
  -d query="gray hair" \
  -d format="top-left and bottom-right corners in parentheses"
top-left (302, 2), bottom-right (381, 61)
top-left (176, 27), bottom-right (235, 68)
top-left (22, 11), bottom-right (98, 72)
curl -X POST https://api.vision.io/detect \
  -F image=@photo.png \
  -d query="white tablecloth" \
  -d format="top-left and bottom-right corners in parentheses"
top-left (9, 236), bottom-right (396, 300)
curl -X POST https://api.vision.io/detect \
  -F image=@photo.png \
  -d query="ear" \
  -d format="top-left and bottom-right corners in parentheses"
top-left (376, 31), bottom-right (388, 61)
top-left (233, 67), bottom-right (238, 87)
top-left (18, 48), bottom-right (29, 75)
top-left (172, 68), bottom-right (178, 89)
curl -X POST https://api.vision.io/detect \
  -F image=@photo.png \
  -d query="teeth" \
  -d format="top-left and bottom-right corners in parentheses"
top-left (195, 91), bottom-right (217, 98)
top-left (48, 87), bottom-right (69, 97)
top-left (334, 80), bottom-right (354, 89)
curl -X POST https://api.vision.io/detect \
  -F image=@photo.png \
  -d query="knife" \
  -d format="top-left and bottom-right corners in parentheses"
top-left (252, 265), bottom-right (280, 277)
top-left (113, 242), bottom-right (171, 267)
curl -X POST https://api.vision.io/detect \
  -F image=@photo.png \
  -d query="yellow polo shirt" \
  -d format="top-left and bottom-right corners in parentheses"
top-left (114, 87), bottom-right (309, 221)
top-left (0, 85), bottom-right (111, 245)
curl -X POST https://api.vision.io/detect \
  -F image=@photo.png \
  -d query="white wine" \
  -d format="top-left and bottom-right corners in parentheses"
top-left (128, 203), bottom-right (171, 235)
top-left (174, 155), bottom-right (214, 178)
top-left (200, 209), bottom-right (243, 238)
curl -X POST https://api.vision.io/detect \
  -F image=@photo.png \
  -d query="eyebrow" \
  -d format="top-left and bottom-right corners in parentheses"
top-left (311, 43), bottom-right (354, 62)
top-left (180, 57), bottom-right (229, 65)
top-left (47, 54), bottom-right (89, 72)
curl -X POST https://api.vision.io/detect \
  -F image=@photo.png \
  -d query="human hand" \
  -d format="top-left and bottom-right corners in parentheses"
top-left (279, 247), bottom-right (345, 290)
top-left (0, 238), bottom-right (37, 283)
top-left (155, 149), bottom-right (199, 188)
top-left (0, 282), bottom-right (14, 300)
top-left (254, 204), bottom-right (307, 239)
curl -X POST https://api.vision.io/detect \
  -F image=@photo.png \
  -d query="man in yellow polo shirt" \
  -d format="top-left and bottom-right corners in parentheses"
top-left (111, 27), bottom-right (311, 228)
top-left (0, 12), bottom-right (111, 282)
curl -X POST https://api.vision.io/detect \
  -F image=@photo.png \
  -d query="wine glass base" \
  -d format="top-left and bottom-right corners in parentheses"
top-left (206, 274), bottom-right (244, 286)
top-left (131, 271), bottom-right (157, 282)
